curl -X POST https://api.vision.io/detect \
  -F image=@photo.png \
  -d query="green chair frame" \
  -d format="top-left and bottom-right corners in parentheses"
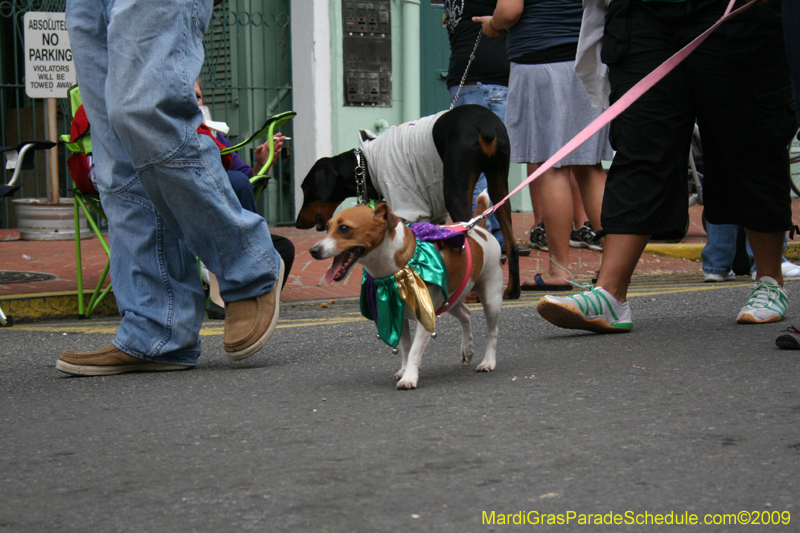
top-left (61, 85), bottom-right (112, 319)
top-left (220, 109), bottom-right (296, 199)
top-left (62, 85), bottom-right (295, 318)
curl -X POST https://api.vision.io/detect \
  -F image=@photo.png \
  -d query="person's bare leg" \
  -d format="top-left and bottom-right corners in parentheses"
top-left (570, 173), bottom-right (588, 230)
top-left (594, 234), bottom-right (651, 303)
top-left (571, 164), bottom-right (606, 234)
top-left (528, 163), bottom-right (544, 226)
top-left (746, 229), bottom-right (784, 285)
top-left (537, 166), bottom-right (574, 286)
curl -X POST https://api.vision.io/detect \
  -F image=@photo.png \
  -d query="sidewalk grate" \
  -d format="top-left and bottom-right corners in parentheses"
top-left (0, 271), bottom-right (57, 284)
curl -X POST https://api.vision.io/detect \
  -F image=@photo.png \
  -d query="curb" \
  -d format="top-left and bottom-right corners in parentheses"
top-left (644, 243), bottom-right (704, 262)
top-left (645, 241), bottom-right (800, 263)
top-left (0, 291), bottom-right (118, 322)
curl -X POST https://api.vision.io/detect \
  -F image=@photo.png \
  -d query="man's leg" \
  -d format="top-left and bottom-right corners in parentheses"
top-left (747, 230), bottom-right (784, 285)
top-left (537, 0), bottom-right (692, 333)
top-left (594, 234), bottom-right (650, 303)
top-left (701, 222), bottom-right (739, 281)
top-left (66, 0), bottom-right (282, 369)
top-left (60, 0), bottom-right (203, 373)
top-left (690, 2), bottom-right (794, 324)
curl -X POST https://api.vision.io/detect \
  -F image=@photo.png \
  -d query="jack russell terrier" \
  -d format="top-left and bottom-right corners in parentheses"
top-left (310, 195), bottom-right (502, 390)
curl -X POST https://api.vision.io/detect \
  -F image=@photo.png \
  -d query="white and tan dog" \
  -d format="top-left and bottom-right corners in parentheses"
top-left (309, 196), bottom-right (502, 389)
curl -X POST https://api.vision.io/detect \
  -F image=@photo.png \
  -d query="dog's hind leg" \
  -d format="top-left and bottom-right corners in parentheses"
top-left (394, 319), bottom-right (412, 381)
top-left (447, 302), bottom-right (474, 365)
top-left (485, 162), bottom-right (520, 300)
top-left (396, 320), bottom-right (432, 390)
top-left (473, 277), bottom-right (502, 373)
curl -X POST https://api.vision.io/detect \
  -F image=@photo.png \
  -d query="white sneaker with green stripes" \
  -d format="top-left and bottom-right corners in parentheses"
top-left (537, 286), bottom-right (633, 333)
top-left (736, 276), bottom-right (788, 324)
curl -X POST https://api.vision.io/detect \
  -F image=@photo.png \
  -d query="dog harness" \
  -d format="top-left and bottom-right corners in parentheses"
top-left (360, 223), bottom-right (473, 348)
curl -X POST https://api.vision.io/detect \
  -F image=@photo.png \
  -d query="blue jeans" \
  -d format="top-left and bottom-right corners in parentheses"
top-left (228, 170), bottom-right (257, 213)
top-left (449, 83), bottom-right (508, 247)
top-left (67, 0), bottom-right (281, 366)
top-left (702, 222), bottom-right (791, 275)
top-left (701, 223), bottom-right (750, 275)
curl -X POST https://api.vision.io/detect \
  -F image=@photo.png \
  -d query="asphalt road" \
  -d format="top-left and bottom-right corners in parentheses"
top-left (1, 276), bottom-right (799, 532)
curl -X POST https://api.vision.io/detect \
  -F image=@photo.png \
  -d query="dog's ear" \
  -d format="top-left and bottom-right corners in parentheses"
top-left (373, 202), bottom-right (400, 229)
top-left (314, 163), bottom-right (338, 202)
top-left (359, 129), bottom-right (377, 143)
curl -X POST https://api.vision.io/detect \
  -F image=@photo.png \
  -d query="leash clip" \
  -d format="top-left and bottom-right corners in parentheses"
top-left (459, 212), bottom-right (488, 232)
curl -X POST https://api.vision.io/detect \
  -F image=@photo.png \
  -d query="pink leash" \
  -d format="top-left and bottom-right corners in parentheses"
top-left (473, 0), bottom-right (755, 224)
top-left (436, 236), bottom-right (473, 315)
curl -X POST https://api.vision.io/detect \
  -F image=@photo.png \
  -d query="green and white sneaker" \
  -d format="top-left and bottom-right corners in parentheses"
top-left (736, 276), bottom-right (787, 324)
top-left (537, 286), bottom-right (633, 333)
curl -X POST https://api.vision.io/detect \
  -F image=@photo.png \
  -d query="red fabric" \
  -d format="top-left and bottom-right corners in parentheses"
top-left (197, 124), bottom-right (232, 170)
top-left (66, 105), bottom-right (98, 194)
top-left (70, 105), bottom-right (90, 142)
top-left (68, 153), bottom-right (98, 195)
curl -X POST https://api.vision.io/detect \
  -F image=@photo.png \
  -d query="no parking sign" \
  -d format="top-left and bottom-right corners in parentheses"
top-left (24, 12), bottom-right (76, 99)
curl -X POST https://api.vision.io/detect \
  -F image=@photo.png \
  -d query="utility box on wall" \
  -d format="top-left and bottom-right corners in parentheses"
top-left (342, 1), bottom-right (391, 106)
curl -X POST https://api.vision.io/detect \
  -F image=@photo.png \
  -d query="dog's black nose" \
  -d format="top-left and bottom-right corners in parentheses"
top-left (309, 245), bottom-right (323, 260)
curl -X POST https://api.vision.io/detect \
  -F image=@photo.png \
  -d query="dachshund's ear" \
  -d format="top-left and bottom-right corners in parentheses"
top-left (359, 129), bottom-right (377, 142)
top-left (373, 202), bottom-right (400, 229)
top-left (313, 162), bottom-right (337, 202)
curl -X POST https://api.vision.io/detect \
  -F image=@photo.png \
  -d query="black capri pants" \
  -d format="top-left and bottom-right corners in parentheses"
top-left (601, 0), bottom-right (797, 237)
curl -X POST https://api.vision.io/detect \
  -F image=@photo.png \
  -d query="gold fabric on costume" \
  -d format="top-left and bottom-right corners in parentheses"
top-left (394, 265), bottom-right (436, 332)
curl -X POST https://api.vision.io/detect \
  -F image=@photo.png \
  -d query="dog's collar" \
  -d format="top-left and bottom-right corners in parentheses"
top-left (353, 149), bottom-right (372, 206)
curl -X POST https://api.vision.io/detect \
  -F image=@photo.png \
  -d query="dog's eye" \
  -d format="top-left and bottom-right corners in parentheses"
top-left (338, 224), bottom-right (351, 235)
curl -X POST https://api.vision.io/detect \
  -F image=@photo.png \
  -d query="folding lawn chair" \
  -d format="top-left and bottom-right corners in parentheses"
top-left (1, 139), bottom-right (57, 326)
top-left (61, 85), bottom-right (112, 319)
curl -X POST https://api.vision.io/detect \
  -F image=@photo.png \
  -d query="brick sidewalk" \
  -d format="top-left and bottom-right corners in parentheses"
top-left (0, 207), bottom-right (712, 310)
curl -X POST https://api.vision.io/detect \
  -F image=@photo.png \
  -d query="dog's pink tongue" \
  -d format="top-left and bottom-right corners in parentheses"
top-left (324, 254), bottom-right (345, 283)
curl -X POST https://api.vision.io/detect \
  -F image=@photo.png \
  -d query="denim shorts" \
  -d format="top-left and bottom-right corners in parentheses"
top-left (448, 83), bottom-right (508, 123)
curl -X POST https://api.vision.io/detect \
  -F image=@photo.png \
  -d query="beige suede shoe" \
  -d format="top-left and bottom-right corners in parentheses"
top-left (224, 259), bottom-right (284, 361)
top-left (57, 343), bottom-right (192, 376)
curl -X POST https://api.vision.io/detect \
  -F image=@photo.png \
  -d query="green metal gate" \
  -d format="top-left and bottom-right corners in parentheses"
top-left (0, 0), bottom-right (293, 229)
top-left (419, 0), bottom-right (451, 117)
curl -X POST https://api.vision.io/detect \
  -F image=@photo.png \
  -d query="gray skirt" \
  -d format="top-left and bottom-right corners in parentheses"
top-left (506, 60), bottom-right (613, 166)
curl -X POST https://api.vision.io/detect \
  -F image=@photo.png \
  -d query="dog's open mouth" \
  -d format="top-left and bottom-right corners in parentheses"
top-left (325, 247), bottom-right (364, 283)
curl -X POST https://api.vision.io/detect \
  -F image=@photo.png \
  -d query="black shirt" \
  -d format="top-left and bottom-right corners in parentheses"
top-left (506, 0), bottom-right (581, 65)
top-left (444, 0), bottom-right (510, 89)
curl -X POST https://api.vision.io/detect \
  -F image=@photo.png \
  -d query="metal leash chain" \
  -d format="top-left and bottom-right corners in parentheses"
top-left (449, 30), bottom-right (482, 110)
top-left (354, 149), bottom-right (370, 205)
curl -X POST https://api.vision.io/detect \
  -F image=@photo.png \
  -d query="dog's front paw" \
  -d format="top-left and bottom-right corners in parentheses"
top-left (396, 378), bottom-right (418, 390)
top-left (394, 369), bottom-right (405, 380)
top-left (475, 361), bottom-right (496, 372)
